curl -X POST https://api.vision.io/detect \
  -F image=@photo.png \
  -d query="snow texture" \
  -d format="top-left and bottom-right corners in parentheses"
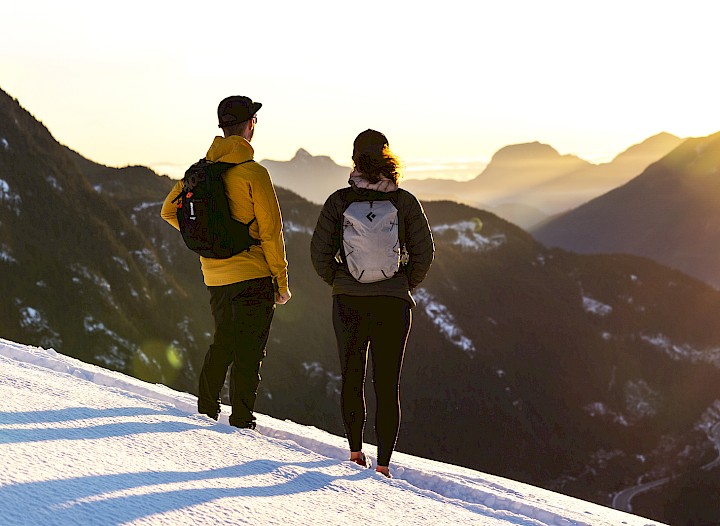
top-left (0, 338), bottom-right (666, 526)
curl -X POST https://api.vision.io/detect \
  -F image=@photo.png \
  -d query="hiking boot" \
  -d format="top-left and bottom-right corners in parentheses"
top-left (229, 417), bottom-right (256, 430)
top-left (198, 409), bottom-right (219, 421)
top-left (198, 400), bottom-right (220, 421)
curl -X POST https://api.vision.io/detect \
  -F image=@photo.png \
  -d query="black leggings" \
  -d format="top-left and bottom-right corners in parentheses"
top-left (333, 295), bottom-right (412, 466)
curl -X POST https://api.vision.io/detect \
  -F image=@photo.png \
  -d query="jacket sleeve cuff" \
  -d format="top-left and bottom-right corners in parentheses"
top-left (275, 272), bottom-right (289, 294)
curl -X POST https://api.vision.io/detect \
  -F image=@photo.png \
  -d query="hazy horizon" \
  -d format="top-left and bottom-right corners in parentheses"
top-left (3, 1), bottom-right (718, 181)
top-left (64, 132), bottom-right (675, 181)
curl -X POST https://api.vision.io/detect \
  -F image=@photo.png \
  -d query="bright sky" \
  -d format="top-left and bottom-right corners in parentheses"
top-left (2, 1), bottom-right (719, 179)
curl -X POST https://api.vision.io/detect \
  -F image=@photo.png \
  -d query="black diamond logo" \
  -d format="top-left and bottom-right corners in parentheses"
top-left (366, 212), bottom-right (376, 222)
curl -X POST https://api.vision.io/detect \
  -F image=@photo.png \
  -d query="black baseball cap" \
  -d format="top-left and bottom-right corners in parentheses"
top-left (217, 96), bottom-right (262, 128)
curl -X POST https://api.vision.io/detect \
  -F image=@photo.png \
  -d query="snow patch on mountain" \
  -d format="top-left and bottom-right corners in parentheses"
top-left (414, 288), bottom-right (476, 356)
top-left (175, 316), bottom-right (196, 346)
top-left (696, 401), bottom-right (720, 434)
top-left (131, 248), bottom-right (164, 277)
top-left (433, 220), bottom-right (506, 252)
top-left (14, 299), bottom-right (62, 349)
top-left (0, 243), bottom-right (17, 263)
top-left (134, 201), bottom-right (164, 213)
top-left (284, 221), bottom-right (314, 236)
top-left (641, 333), bottom-right (720, 368)
top-left (0, 178), bottom-right (21, 215)
top-left (585, 402), bottom-right (630, 426)
top-left (583, 296), bottom-right (613, 316)
top-left (624, 380), bottom-right (662, 419)
top-left (584, 379), bottom-right (663, 427)
top-left (303, 361), bottom-right (341, 398)
top-left (45, 175), bottom-right (62, 191)
top-left (131, 201), bottom-right (163, 225)
top-left (71, 263), bottom-right (112, 293)
top-left (82, 315), bottom-right (135, 369)
top-left (112, 256), bottom-right (130, 272)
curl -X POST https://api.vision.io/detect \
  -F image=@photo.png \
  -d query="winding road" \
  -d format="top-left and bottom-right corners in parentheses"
top-left (612, 423), bottom-right (720, 513)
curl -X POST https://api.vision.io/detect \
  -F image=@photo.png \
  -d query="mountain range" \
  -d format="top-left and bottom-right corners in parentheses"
top-left (2, 86), bottom-right (720, 525)
top-left (533, 131), bottom-right (720, 289)
top-left (260, 148), bottom-right (349, 205)
top-left (260, 134), bottom-right (683, 229)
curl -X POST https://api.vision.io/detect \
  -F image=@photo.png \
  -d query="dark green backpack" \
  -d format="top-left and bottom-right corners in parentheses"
top-left (172, 159), bottom-right (260, 258)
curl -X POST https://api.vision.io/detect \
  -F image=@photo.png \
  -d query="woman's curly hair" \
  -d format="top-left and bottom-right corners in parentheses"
top-left (352, 129), bottom-right (403, 184)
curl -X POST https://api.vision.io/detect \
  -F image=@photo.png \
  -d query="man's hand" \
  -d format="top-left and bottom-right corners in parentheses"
top-left (275, 290), bottom-right (292, 305)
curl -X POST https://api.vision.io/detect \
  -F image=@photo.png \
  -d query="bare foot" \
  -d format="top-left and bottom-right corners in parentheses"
top-left (350, 451), bottom-right (367, 467)
top-left (376, 465), bottom-right (391, 478)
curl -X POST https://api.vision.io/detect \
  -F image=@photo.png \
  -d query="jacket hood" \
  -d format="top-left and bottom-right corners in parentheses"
top-left (348, 169), bottom-right (398, 193)
top-left (206, 135), bottom-right (254, 164)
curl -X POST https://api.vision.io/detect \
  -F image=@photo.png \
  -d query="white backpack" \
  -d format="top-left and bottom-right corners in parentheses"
top-left (342, 199), bottom-right (401, 283)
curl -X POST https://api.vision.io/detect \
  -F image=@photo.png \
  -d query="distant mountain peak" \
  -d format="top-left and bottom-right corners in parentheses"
top-left (608, 132), bottom-right (684, 165)
top-left (289, 148), bottom-right (341, 167)
top-left (294, 148), bottom-right (312, 160)
top-left (491, 142), bottom-right (565, 162)
top-left (651, 131), bottom-right (681, 141)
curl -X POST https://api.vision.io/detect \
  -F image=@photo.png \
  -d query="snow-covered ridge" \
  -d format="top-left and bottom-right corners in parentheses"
top-left (0, 338), bottom-right (665, 526)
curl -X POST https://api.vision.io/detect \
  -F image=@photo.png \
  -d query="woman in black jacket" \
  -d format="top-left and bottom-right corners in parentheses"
top-left (310, 129), bottom-right (434, 477)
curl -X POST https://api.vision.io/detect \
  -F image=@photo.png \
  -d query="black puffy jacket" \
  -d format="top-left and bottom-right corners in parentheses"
top-left (310, 183), bottom-right (434, 306)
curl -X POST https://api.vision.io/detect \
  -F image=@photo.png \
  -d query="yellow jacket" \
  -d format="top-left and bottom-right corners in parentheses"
top-left (161, 135), bottom-right (289, 293)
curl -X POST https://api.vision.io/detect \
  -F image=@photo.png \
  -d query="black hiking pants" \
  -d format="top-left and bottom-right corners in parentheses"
top-left (333, 294), bottom-right (412, 467)
top-left (198, 277), bottom-right (275, 428)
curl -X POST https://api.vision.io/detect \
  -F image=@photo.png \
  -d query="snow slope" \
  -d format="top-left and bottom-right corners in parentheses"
top-left (0, 338), bottom-right (666, 525)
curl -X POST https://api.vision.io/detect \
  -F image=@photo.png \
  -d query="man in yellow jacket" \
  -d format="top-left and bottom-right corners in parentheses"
top-left (161, 95), bottom-right (291, 429)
